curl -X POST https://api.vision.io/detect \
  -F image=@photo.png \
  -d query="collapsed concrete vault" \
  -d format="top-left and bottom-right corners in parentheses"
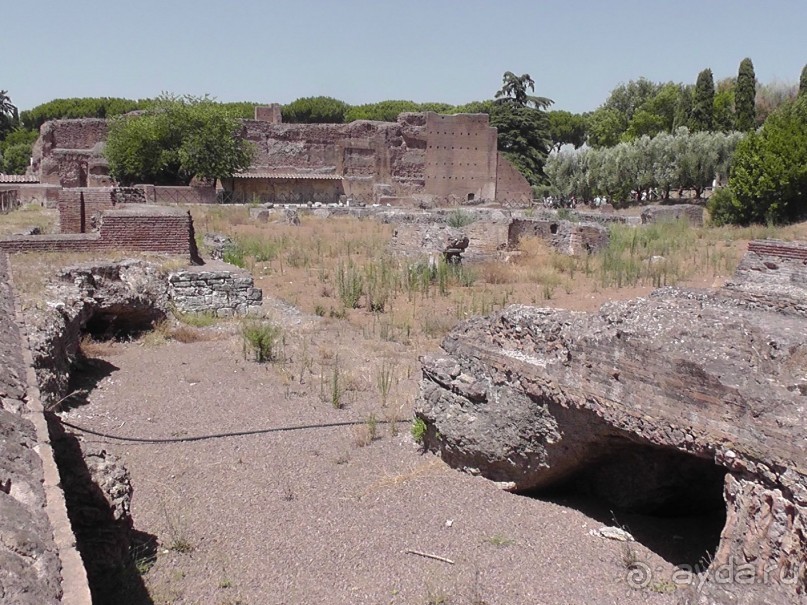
top-left (416, 240), bottom-right (807, 605)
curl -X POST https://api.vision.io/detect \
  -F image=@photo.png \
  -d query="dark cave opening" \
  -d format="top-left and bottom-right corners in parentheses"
top-left (531, 442), bottom-right (727, 568)
top-left (83, 305), bottom-right (165, 341)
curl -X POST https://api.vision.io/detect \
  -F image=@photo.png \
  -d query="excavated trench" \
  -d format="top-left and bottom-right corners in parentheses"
top-left (49, 309), bottom-right (165, 604)
top-left (26, 264), bottom-right (168, 604)
top-left (46, 311), bottom-right (164, 605)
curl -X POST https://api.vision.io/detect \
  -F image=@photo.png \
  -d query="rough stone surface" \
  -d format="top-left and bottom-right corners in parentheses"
top-left (47, 420), bottom-right (134, 581)
top-left (168, 265), bottom-right (263, 317)
top-left (641, 204), bottom-right (704, 226)
top-left (0, 253), bottom-right (62, 605)
top-left (416, 241), bottom-right (807, 605)
top-left (27, 260), bottom-right (170, 403)
top-left (508, 218), bottom-right (610, 255)
top-left (202, 233), bottom-right (234, 260)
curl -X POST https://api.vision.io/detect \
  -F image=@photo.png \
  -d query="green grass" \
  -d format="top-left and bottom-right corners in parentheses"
top-left (173, 309), bottom-right (218, 327)
top-left (411, 417), bottom-right (427, 443)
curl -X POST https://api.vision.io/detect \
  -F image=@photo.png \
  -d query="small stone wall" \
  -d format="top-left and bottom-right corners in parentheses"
top-left (724, 240), bottom-right (807, 314)
top-left (508, 218), bottom-right (609, 255)
top-left (640, 203), bottom-right (704, 226)
top-left (168, 266), bottom-right (263, 317)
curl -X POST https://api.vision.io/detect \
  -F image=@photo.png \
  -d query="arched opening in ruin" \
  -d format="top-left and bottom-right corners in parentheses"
top-left (531, 442), bottom-right (727, 569)
top-left (467, 192), bottom-right (475, 202)
top-left (83, 305), bottom-right (166, 341)
top-left (549, 223), bottom-right (558, 234)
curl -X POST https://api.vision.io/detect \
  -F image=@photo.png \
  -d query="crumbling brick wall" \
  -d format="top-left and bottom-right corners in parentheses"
top-left (58, 188), bottom-right (116, 233)
top-left (238, 111), bottom-right (530, 205)
top-left (508, 218), bottom-right (609, 255)
top-left (495, 152), bottom-right (532, 206)
top-left (0, 207), bottom-right (200, 261)
top-left (31, 119), bottom-right (109, 187)
top-left (32, 112), bottom-right (533, 205)
top-left (729, 240), bottom-right (807, 292)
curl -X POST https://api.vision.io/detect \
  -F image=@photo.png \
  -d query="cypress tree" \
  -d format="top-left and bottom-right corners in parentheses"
top-left (800, 64), bottom-right (807, 97)
top-left (735, 58), bottom-right (756, 130)
top-left (673, 85), bottom-right (693, 130)
top-left (691, 69), bottom-right (715, 131)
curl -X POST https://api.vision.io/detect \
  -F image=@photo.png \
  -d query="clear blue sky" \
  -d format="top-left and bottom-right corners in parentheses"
top-left (3, 0), bottom-right (805, 114)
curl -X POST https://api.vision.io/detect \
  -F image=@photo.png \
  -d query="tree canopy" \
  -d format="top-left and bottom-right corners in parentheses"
top-left (20, 97), bottom-right (150, 131)
top-left (0, 90), bottom-right (18, 141)
top-left (709, 95), bottom-right (807, 225)
top-left (104, 95), bottom-right (255, 186)
top-left (547, 110), bottom-right (587, 152)
top-left (545, 128), bottom-right (743, 203)
top-left (490, 71), bottom-right (553, 186)
top-left (282, 96), bottom-right (349, 123)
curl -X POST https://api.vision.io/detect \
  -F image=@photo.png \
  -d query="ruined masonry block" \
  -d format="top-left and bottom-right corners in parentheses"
top-left (168, 269), bottom-right (262, 316)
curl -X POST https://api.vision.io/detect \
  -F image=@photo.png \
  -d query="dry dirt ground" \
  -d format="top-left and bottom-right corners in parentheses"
top-left (67, 310), bottom-right (690, 605)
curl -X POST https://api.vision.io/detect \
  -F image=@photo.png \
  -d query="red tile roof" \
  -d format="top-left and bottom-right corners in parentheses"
top-left (0, 174), bottom-right (39, 184)
top-left (232, 173), bottom-right (343, 180)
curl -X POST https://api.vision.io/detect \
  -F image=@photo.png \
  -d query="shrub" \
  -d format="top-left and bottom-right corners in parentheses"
top-left (717, 95), bottom-right (807, 224)
top-left (446, 209), bottom-right (476, 228)
top-left (241, 319), bottom-right (282, 362)
top-left (707, 187), bottom-right (739, 226)
top-left (411, 417), bottom-right (427, 444)
top-left (336, 260), bottom-right (363, 308)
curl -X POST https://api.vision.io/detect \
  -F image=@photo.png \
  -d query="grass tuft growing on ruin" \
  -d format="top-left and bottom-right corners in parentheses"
top-left (173, 309), bottom-right (219, 328)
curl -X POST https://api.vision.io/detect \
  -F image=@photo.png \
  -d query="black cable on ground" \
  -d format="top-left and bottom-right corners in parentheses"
top-left (58, 418), bottom-right (393, 444)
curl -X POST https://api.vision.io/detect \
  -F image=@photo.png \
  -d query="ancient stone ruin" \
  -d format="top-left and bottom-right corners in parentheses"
top-left (641, 203), bottom-right (705, 226)
top-left (168, 264), bottom-right (263, 317)
top-left (28, 110), bottom-right (534, 207)
top-left (416, 240), bottom-right (807, 605)
top-left (0, 253), bottom-right (88, 605)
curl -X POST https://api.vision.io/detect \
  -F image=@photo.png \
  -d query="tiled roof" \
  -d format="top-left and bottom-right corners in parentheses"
top-left (232, 172), bottom-right (343, 180)
top-left (0, 174), bottom-right (39, 184)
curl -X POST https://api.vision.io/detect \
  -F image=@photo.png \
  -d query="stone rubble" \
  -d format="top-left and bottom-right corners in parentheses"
top-left (416, 240), bottom-right (807, 605)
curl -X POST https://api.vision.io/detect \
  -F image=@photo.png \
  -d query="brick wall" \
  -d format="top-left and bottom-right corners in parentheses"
top-left (423, 113), bottom-right (498, 201)
top-left (495, 152), bottom-right (532, 206)
top-left (731, 240), bottom-right (807, 290)
top-left (0, 207), bottom-right (199, 262)
top-left (58, 188), bottom-right (116, 233)
top-left (147, 186), bottom-right (217, 205)
top-left (98, 209), bottom-right (198, 256)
